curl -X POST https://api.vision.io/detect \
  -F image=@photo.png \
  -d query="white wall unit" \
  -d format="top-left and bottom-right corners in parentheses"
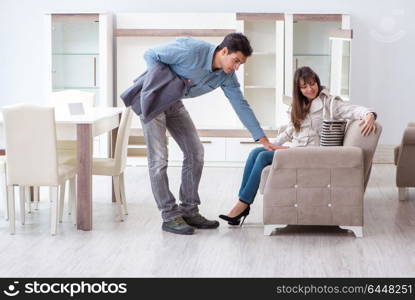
top-left (115, 12), bottom-right (353, 166)
top-left (44, 13), bottom-right (114, 157)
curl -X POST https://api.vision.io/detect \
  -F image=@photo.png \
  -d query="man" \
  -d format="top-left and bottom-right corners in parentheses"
top-left (141, 33), bottom-right (277, 235)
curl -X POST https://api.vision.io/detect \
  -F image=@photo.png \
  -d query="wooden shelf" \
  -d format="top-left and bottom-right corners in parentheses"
top-left (116, 29), bottom-right (235, 37)
top-left (52, 13), bottom-right (99, 22)
top-left (293, 14), bottom-right (342, 22)
top-left (236, 13), bottom-right (284, 21)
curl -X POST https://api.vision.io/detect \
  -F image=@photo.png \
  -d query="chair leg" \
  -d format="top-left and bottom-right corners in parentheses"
top-left (19, 186), bottom-right (25, 225)
top-left (25, 186), bottom-right (31, 214)
top-left (399, 187), bottom-right (407, 201)
top-left (59, 182), bottom-right (66, 223)
top-left (339, 226), bottom-right (363, 238)
top-left (113, 175), bottom-right (124, 221)
top-left (50, 186), bottom-right (59, 236)
top-left (8, 186), bottom-right (15, 235)
top-left (69, 176), bottom-right (76, 226)
top-left (34, 186), bottom-right (39, 210)
top-left (119, 172), bottom-right (128, 215)
top-left (0, 164), bottom-right (8, 220)
top-left (264, 224), bottom-right (287, 236)
top-left (68, 181), bottom-right (72, 216)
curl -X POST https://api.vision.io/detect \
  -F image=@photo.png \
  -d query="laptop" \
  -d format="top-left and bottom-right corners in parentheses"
top-left (68, 102), bottom-right (85, 115)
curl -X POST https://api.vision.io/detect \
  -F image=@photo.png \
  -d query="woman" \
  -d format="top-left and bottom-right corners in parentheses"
top-left (219, 66), bottom-right (377, 226)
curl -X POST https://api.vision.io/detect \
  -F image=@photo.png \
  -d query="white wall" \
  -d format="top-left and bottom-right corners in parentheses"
top-left (0, 0), bottom-right (414, 144)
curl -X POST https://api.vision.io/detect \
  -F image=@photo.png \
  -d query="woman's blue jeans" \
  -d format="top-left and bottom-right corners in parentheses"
top-left (238, 147), bottom-right (275, 204)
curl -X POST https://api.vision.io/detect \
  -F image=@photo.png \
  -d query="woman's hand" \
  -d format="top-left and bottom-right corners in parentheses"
top-left (259, 137), bottom-right (289, 150)
top-left (359, 113), bottom-right (377, 136)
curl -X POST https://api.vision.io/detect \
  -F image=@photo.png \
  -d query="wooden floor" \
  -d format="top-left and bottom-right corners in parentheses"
top-left (0, 164), bottom-right (414, 277)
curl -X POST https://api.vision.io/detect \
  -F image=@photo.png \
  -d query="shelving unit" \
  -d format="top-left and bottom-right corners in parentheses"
top-left (237, 13), bottom-right (285, 129)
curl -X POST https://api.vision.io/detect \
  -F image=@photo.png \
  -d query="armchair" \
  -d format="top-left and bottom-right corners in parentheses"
top-left (394, 122), bottom-right (415, 200)
top-left (260, 120), bottom-right (382, 237)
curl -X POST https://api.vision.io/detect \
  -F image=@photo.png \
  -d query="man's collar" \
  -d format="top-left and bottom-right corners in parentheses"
top-left (206, 45), bottom-right (219, 72)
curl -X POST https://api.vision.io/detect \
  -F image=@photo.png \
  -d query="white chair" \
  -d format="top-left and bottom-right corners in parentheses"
top-left (2, 104), bottom-right (77, 235)
top-left (0, 156), bottom-right (40, 220)
top-left (66, 107), bottom-right (133, 221)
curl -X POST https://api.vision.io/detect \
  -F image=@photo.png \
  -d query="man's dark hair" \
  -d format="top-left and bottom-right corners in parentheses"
top-left (217, 32), bottom-right (253, 57)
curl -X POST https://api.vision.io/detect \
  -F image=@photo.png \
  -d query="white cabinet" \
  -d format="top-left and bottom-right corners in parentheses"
top-left (44, 13), bottom-right (114, 157)
top-left (168, 137), bottom-right (226, 162)
top-left (225, 138), bottom-right (261, 162)
top-left (168, 137), bottom-right (260, 163)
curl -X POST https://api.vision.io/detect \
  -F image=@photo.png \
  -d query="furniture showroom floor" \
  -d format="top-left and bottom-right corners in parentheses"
top-left (0, 164), bottom-right (414, 277)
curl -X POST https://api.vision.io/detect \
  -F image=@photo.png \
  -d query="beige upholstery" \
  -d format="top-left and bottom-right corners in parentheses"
top-left (52, 90), bottom-right (96, 164)
top-left (2, 104), bottom-right (77, 235)
top-left (261, 120), bottom-right (382, 237)
top-left (394, 122), bottom-right (415, 200)
top-left (93, 107), bottom-right (132, 220)
top-left (92, 107), bottom-right (133, 176)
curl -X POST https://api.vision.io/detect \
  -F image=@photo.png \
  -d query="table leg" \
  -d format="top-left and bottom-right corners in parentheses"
top-left (110, 120), bottom-right (119, 203)
top-left (76, 124), bottom-right (93, 230)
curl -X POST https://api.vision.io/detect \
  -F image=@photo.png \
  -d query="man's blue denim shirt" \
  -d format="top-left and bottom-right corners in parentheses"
top-left (143, 37), bottom-right (265, 141)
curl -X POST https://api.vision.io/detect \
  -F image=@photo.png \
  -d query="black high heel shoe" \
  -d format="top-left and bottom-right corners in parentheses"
top-left (219, 205), bottom-right (250, 226)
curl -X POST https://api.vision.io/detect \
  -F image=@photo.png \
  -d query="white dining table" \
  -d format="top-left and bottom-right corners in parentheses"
top-left (0, 106), bottom-right (124, 231)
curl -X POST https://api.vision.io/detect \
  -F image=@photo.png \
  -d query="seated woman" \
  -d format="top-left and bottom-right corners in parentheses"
top-left (219, 66), bottom-right (378, 226)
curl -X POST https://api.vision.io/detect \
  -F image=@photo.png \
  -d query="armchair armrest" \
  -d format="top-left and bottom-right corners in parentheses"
top-left (402, 126), bottom-right (415, 145)
top-left (271, 146), bottom-right (363, 170)
top-left (396, 126), bottom-right (415, 187)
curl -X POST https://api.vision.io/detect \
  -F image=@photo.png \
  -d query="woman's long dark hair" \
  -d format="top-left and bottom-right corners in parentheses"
top-left (291, 66), bottom-right (322, 132)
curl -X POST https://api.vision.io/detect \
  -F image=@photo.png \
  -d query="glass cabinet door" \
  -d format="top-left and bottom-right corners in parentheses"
top-left (51, 14), bottom-right (99, 91)
top-left (329, 29), bottom-right (352, 100)
top-left (293, 19), bottom-right (342, 89)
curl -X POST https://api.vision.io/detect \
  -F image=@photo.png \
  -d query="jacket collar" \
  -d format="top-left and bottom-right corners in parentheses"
top-left (319, 87), bottom-right (331, 100)
top-left (205, 45), bottom-right (218, 72)
top-left (309, 88), bottom-right (330, 113)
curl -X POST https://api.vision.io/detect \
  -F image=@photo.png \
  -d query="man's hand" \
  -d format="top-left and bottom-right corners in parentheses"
top-left (359, 112), bottom-right (377, 136)
top-left (258, 137), bottom-right (289, 151)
